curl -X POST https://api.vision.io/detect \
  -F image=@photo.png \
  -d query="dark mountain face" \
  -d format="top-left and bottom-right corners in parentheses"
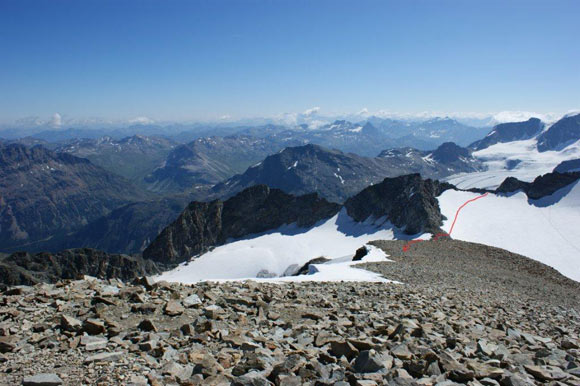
top-left (0, 144), bottom-right (148, 250)
top-left (470, 118), bottom-right (544, 150)
top-left (537, 114), bottom-right (580, 152)
top-left (211, 144), bottom-right (396, 203)
top-left (496, 171), bottom-right (580, 200)
top-left (143, 185), bottom-right (341, 265)
top-left (212, 143), bottom-right (483, 203)
top-left (56, 135), bottom-right (176, 188)
top-left (554, 159), bottom-right (580, 173)
top-left (26, 195), bottom-right (195, 255)
top-left (431, 142), bottom-right (470, 163)
top-left (0, 248), bottom-right (159, 286)
top-left (344, 174), bottom-right (453, 235)
top-left (144, 135), bottom-right (305, 194)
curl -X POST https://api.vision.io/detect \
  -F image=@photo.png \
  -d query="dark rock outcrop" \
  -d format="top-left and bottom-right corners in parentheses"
top-left (352, 246), bottom-right (369, 261)
top-left (554, 158), bottom-right (580, 173)
top-left (143, 185), bottom-right (341, 265)
top-left (495, 171), bottom-right (580, 199)
top-left (430, 142), bottom-right (471, 163)
top-left (495, 177), bottom-right (531, 195)
top-left (294, 257), bottom-right (331, 276)
top-left (0, 248), bottom-right (159, 286)
top-left (344, 174), bottom-right (453, 234)
top-left (470, 118), bottom-right (544, 150)
top-left (537, 113), bottom-right (580, 152)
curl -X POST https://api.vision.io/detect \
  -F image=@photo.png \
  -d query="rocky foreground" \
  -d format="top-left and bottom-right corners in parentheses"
top-left (1, 241), bottom-right (580, 386)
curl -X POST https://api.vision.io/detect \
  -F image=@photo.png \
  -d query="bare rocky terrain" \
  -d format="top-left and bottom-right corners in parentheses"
top-left (1, 240), bottom-right (579, 386)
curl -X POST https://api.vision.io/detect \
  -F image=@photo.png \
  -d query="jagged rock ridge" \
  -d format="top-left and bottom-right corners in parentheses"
top-left (212, 143), bottom-right (482, 203)
top-left (344, 174), bottom-right (453, 234)
top-left (496, 171), bottom-right (580, 200)
top-left (143, 185), bottom-right (341, 265)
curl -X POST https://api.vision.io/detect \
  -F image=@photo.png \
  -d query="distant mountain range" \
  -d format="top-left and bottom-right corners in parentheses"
top-left (144, 135), bottom-right (306, 194)
top-left (211, 143), bottom-right (482, 203)
top-left (55, 135), bottom-right (176, 187)
top-left (2, 113), bottom-right (580, 257)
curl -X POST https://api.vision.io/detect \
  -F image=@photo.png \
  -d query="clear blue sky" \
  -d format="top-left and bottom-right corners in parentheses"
top-left (1, 0), bottom-right (579, 122)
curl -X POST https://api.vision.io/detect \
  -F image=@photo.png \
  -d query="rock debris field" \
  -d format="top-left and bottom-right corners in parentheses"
top-left (1, 240), bottom-right (580, 386)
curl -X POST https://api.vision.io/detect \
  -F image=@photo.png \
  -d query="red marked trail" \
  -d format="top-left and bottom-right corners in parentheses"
top-left (402, 192), bottom-right (489, 252)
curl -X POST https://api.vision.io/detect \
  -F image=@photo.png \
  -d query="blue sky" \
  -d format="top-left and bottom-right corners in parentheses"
top-left (0, 0), bottom-right (579, 123)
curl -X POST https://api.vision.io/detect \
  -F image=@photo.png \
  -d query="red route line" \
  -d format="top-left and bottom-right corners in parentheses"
top-left (402, 192), bottom-right (489, 252)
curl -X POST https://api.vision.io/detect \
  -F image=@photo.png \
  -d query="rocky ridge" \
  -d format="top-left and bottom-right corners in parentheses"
top-left (212, 144), bottom-right (482, 204)
top-left (344, 174), bottom-right (453, 234)
top-left (143, 185), bottom-right (341, 265)
top-left (495, 171), bottom-right (580, 200)
top-left (0, 248), bottom-right (159, 287)
top-left (1, 240), bottom-right (579, 385)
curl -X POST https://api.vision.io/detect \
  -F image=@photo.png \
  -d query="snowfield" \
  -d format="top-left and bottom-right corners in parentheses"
top-left (445, 138), bottom-right (580, 189)
top-left (156, 209), bottom-right (408, 284)
top-left (438, 181), bottom-right (580, 282)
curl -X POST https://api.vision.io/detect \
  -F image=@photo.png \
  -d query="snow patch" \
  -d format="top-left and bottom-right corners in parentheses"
top-left (155, 210), bottom-right (399, 284)
top-left (438, 182), bottom-right (580, 281)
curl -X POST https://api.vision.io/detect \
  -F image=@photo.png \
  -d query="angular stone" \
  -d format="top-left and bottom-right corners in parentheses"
top-left (139, 340), bottom-right (157, 351)
top-left (562, 339), bottom-right (580, 350)
top-left (138, 276), bottom-right (156, 290)
top-left (84, 351), bottom-right (124, 363)
top-left (477, 339), bottom-right (497, 357)
top-left (138, 319), bottom-right (157, 332)
top-left (80, 335), bottom-right (108, 351)
top-left (204, 304), bottom-right (223, 319)
top-left (183, 294), bottom-right (202, 307)
top-left (60, 315), bottom-right (82, 332)
top-left (82, 318), bottom-right (106, 335)
top-left (524, 365), bottom-right (567, 381)
top-left (329, 340), bottom-right (359, 360)
top-left (164, 300), bottom-right (184, 316)
top-left (392, 344), bottom-right (413, 360)
top-left (353, 350), bottom-right (386, 373)
top-left (0, 336), bottom-right (17, 353)
top-left (22, 373), bottom-right (63, 386)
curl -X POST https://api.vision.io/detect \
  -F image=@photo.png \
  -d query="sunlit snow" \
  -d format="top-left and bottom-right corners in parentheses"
top-left (156, 209), bottom-right (410, 284)
top-left (438, 181), bottom-right (580, 281)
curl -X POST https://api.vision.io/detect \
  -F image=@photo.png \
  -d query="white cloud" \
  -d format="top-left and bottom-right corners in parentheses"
top-left (491, 111), bottom-right (561, 124)
top-left (302, 106), bottom-right (321, 116)
top-left (357, 108), bottom-right (370, 117)
top-left (51, 113), bottom-right (62, 127)
top-left (128, 116), bottom-right (155, 125)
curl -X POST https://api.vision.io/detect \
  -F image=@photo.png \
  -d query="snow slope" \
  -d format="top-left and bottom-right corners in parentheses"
top-left (438, 181), bottom-right (580, 282)
top-left (156, 209), bottom-right (406, 284)
top-left (445, 139), bottom-right (580, 189)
